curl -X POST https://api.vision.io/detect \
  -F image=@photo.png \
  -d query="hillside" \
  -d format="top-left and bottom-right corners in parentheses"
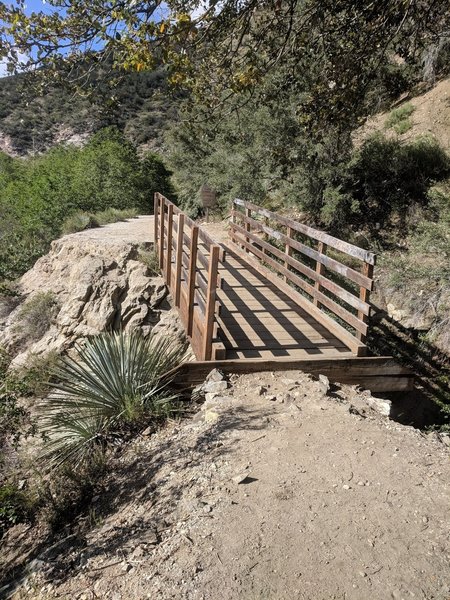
top-left (358, 78), bottom-right (450, 149)
top-left (0, 67), bottom-right (180, 156)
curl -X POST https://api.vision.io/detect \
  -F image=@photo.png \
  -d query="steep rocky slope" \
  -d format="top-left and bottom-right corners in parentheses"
top-left (0, 217), bottom-right (185, 367)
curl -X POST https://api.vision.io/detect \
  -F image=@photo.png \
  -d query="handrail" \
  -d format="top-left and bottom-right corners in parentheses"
top-left (230, 198), bottom-right (376, 356)
top-left (154, 192), bottom-right (226, 361)
top-left (234, 199), bottom-right (376, 265)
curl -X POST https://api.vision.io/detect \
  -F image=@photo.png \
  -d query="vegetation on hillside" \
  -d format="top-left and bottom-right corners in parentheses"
top-left (0, 66), bottom-right (180, 155)
top-left (0, 127), bottom-right (175, 281)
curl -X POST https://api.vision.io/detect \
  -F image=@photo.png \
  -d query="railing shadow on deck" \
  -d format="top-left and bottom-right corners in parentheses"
top-left (217, 248), bottom-right (351, 358)
top-left (368, 307), bottom-right (450, 429)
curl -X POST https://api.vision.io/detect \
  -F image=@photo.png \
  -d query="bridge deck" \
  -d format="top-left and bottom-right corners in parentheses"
top-left (217, 247), bottom-right (353, 359)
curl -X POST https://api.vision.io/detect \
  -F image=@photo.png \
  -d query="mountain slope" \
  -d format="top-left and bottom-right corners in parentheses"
top-left (0, 67), bottom-right (180, 156)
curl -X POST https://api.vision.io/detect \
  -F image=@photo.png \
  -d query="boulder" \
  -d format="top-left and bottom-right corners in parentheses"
top-left (0, 221), bottom-right (186, 366)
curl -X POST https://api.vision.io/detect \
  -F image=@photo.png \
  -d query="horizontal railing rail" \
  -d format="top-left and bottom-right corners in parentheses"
top-left (154, 192), bottom-right (226, 361)
top-left (230, 198), bottom-right (376, 356)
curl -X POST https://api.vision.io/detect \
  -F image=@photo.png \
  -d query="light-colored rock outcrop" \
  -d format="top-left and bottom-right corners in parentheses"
top-left (0, 217), bottom-right (186, 366)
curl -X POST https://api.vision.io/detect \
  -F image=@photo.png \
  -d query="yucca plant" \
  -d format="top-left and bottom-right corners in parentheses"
top-left (39, 331), bottom-right (187, 470)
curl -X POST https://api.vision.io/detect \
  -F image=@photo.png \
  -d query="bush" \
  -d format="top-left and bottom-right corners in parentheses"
top-left (0, 483), bottom-right (31, 536)
top-left (385, 103), bottom-right (415, 134)
top-left (39, 331), bottom-right (187, 471)
top-left (14, 292), bottom-right (58, 342)
top-left (349, 134), bottom-right (450, 230)
top-left (0, 128), bottom-right (174, 280)
top-left (62, 207), bottom-right (138, 234)
top-left (138, 249), bottom-right (160, 275)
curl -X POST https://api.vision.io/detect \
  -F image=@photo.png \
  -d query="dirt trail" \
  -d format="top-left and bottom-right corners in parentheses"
top-left (9, 371), bottom-right (449, 600)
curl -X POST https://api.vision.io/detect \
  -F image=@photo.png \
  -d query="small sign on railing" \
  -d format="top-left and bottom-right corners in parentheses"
top-left (200, 184), bottom-right (217, 222)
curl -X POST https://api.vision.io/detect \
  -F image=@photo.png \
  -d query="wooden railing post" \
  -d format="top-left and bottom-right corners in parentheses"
top-left (245, 207), bottom-right (251, 252)
top-left (313, 241), bottom-right (327, 307)
top-left (356, 261), bottom-right (373, 342)
top-left (284, 226), bottom-right (293, 282)
top-left (187, 226), bottom-right (199, 337)
top-left (174, 213), bottom-right (185, 307)
top-left (202, 244), bottom-right (221, 361)
top-left (165, 204), bottom-right (174, 285)
top-left (158, 197), bottom-right (165, 270)
top-left (154, 192), bottom-right (159, 246)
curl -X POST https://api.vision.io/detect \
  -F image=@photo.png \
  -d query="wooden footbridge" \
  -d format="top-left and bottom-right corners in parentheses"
top-left (154, 193), bottom-right (413, 392)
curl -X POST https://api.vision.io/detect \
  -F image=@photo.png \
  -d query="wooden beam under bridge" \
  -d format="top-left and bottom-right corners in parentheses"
top-left (164, 356), bottom-right (414, 393)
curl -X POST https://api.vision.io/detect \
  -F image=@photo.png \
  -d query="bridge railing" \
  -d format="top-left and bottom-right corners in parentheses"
top-left (154, 193), bottom-right (226, 361)
top-left (230, 198), bottom-right (376, 356)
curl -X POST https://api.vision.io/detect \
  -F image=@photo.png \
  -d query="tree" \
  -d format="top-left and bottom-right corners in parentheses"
top-left (1, 1), bottom-right (449, 133)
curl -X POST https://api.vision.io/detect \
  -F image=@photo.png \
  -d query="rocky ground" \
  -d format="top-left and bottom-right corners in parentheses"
top-left (4, 369), bottom-right (449, 600)
top-left (0, 216), bottom-right (186, 367)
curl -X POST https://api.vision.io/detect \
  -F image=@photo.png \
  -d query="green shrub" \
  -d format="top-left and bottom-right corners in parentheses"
top-left (0, 128), bottom-right (174, 280)
top-left (14, 292), bottom-right (58, 342)
top-left (62, 207), bottom-right (138, 234)
top-left (349, 134), bottom-right (450, 229)
top-left (39, 331), bottom-right (187, 471)
top-left (385, 103), bottom-right (415, 133)
top-left (62, 212), bottom-right (100, 234)
top-left (0, 483), bottom-right (31, 536)
top-left (138, 249), bottom-right (160, 275)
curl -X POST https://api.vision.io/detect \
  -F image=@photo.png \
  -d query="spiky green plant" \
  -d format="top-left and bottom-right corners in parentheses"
top-left (39, 331), bottom-right (187, 470)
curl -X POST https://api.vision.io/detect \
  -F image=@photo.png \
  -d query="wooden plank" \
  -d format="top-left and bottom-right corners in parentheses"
top-left (230, 220), bottom-right (370, 314)
top-left (227, 240), bottom-right (367, 356)
top-left (187, 226), bottom-right (199, 337)
top-left (230, 228), bottom-right (368, 335)
top-left (174, 213), bottom-right (185, 307)
top-left (202, 244), bottom-right (221, 361)
top-left (314, 241), bottom-right (326, 307)
top-left (233, 199), bottom-right (376, 265)
top-left (154, 192), bottom-right (159, 246)
top-left (197, 248), bottom-right (210, 270)
top-left (356, 262), bottom-right (374, 343)
top-left (158, 198), bottom-right (165, 270)
top-left (284, 225), bottom-right (293, 282)
top-left (194, 289), bottom-right (206, 316)
top-left (232, 210), bottom-right (374, 290)
top-left (196, 269), bottom-right (208, 297)
top-left (164, 356), bottom-right (413, 392)
top-left (245, 207), bottom-right (251, 251)
top-left (191, 309), bottom-right (206, 360)
top-left (165, 204), bottom-right (174, 286)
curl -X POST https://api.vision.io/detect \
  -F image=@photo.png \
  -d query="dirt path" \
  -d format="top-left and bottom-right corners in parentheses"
top-left (11, 371), bottom-right (449, 600)
top-left (66, 216), bottom-right (155, 245)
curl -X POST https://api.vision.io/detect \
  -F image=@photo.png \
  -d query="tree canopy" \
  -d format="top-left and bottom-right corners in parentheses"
top-left (1, 1), bottom-right (449, 131)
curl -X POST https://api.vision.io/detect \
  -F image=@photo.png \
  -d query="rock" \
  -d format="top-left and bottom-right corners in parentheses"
top-left (1, 220), bottom-right (187, 367)
top-left (281, 378), bottom-right (296, 386)
top-left (365, 396), bottom-right (392, 417)
top-left (131, 545), bottom-right (146, 558)
top-left (318, 374), bottom-right (330, 394)
top-left (205, 369), bottom-right (225, 383)
top-left (203, 380), bottom-right (228, 395)
top-left (232, 472), bottom-right (254, 485)
top-left (440, 434), bottom-right (450, 447)
top-left (266, 395), bottom-right (277, 402)
top-left (204, 409), bottom-right (220, 424)
top-left (342, 484), bottom-right (351, 490)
